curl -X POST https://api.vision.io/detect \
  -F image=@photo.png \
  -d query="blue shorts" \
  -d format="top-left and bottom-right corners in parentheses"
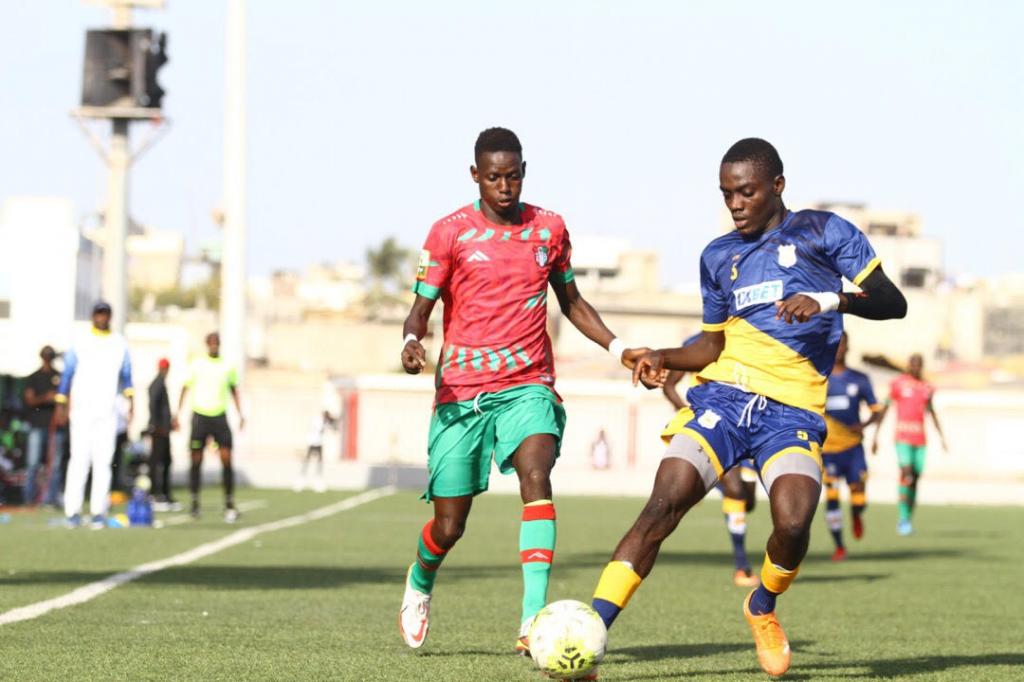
top-left (662, 382), bottom-right (824, 487)
top-left (823, 445), bottom-right (868, 485)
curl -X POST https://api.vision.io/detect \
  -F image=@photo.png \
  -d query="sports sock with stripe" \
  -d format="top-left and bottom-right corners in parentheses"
top-left (520, 500), bottom-right (556, 623)
top-left (408, 519), bottom-right (449, 594)
top-left (898, 475), bottom-right (912, 522)
top-left (722, 496), bottom-right (751, 570)
top-left (592, 560), bottom-right (642, 629)
top-left (748, 553), bottom-right (799, 616)
top-left (825, 484), bottom-right (844, 549)
top-left (851, 490), bottom-right (866, 521)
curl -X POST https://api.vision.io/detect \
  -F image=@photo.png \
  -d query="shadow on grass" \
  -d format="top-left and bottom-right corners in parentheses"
top-left (563, 547), bottom-right (965, 571)
top-left (792, 652), bottom-right (1024, 679)
top-left (797, 572), bottom-right (890, 584)
top-left (0, 566), bottom-right (405, 590)
top-left (612, 640), bottom-right (753, 661)
top-left (0, 562), bottom-right (547, 590)
top-left (613, 651), bottom-right (1024, 680)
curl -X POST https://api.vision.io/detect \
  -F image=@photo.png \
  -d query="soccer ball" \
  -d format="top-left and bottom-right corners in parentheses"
top-left (528, 600), bottom-right (607, 680)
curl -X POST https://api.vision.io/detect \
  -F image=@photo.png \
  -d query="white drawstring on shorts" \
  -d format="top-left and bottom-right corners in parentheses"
top-left (737, 393), bottom-right (767, 428)
top-left (472, 392), bottom-right (488, 415)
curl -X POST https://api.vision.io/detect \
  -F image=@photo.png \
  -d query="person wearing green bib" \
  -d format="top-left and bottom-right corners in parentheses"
top-left (173, 332), bottom-right (245, 523)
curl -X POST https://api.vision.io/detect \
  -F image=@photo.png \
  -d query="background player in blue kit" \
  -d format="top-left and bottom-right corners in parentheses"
top-left (822, 331), bottom-right (883, 560)
top-left (590, 138), bottom-right (907, 678)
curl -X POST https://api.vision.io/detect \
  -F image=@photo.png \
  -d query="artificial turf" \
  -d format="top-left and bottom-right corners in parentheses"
top-left (0, 488), bottom-right (1021, 680)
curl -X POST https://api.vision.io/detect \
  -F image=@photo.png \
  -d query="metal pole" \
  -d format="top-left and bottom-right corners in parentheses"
top-left (104, 118), bottom-right (130, 333)
top-left (221, 0), bottom-right (247, 379)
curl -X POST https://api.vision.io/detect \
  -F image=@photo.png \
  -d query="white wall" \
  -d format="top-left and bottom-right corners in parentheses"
top-left (0, 197), bottom-right (84, 374)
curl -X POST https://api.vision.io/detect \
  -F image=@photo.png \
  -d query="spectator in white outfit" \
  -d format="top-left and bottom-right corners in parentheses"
top-left (55, 302), bottom-right (134, 528)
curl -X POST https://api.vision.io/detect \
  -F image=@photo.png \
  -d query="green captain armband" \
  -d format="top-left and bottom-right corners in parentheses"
top-left (562, 267), bottom-right (575, 284)
top-left (412, 281), bottom-right (441, 300)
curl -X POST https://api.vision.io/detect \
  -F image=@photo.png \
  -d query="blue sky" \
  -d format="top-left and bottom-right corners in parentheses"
top-left (1, 0), bottom-right (1021, 285)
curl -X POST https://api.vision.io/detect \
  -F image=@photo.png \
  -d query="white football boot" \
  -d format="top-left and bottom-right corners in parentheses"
top-left (516, 616), bottom-right (534, 656)
top-left (399, 564), bottom-right (432, 649)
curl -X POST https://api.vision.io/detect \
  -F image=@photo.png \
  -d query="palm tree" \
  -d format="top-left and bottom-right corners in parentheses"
top-left (365, 237), bottom-right (413, 318)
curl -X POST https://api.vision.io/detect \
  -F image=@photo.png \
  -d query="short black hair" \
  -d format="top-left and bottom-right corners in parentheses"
top-left (721, 138), bottom-right (783, 178)
top-left (475, 127), bottom-right (522, 160)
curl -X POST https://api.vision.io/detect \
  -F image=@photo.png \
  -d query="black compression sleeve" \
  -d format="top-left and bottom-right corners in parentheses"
top-left (842, 267), bottom-right (908, 320)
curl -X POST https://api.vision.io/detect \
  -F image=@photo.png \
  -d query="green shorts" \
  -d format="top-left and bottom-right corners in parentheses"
top-left (424, 384), bottom-right (566, 501)
top-left (895, 442), bottom-right (927, 473)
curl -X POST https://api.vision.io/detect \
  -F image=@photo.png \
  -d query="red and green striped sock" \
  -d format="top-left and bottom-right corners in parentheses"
top-left (520, 500), bottom-right (556, 623)
top-left (409, 519), bottom-right (448, 594)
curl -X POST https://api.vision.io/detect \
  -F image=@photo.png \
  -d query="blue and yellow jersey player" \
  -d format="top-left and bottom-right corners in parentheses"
top-left (662, 333), bottom-right (761, 588)
top-left (589, 138), bottom-right (907, 679)
top-left (822, 331), bottom-right (883, 561)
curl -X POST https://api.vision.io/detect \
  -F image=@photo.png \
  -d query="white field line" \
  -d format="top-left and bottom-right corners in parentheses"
top-left (0, 487), bottom-right (396, 626)
top-left (160, 499), bottom-right (268, 526)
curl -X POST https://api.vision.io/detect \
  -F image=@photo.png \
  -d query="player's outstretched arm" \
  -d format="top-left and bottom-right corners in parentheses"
top-left (927, 398), bottom-right (949, 452)
top-left (401, 295), bottom-right (436, 374)
top-left (774, 267), bottom-right (907, 323)
top-left (632, 332), bottom-right (725, 386)
top-left (549, 275), bottom-right (623, 361)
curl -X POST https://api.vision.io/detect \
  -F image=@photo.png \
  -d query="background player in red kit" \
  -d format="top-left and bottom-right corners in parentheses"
top-left (397, 127), bottom-right (643, 653)
top-left (873, 353), bottom-right (948, 535)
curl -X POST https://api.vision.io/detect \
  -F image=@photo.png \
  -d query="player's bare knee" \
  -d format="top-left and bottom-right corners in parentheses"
top-left (519, 467), bottom-right (552, 501)
top-left (637, 494), bottom-right (688, 539)
top-left (773, 515), bottom-right (812, 549)
top-left (433, 516), bottom-right (467, 548)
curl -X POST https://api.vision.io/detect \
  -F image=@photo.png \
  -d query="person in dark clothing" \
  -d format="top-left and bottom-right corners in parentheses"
top-left (148, 358), bottom-right (177, 509)
top-left (23, 346), bottom-right (65, 506)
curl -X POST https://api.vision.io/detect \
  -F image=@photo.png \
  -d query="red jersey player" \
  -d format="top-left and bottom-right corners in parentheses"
top-left (398, 127), bottom-right (645, 656)
top-left (872, 353), bottom-right (947, 535)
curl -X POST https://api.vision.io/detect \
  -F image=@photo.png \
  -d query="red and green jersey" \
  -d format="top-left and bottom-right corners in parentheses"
top-left (888, 373), bottom-right (934, 446)
top-left (412, 200), bottom-right (574, 404)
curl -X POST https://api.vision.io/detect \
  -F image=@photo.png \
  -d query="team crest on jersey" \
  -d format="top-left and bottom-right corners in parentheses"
top-left (697, 409), bottom-right (722, 429)
top-left (534, 245), bottom-right (549, 267)
top-left (846, 383), bottom-right (859, 397)
top-left (777, 244), bottom-right (797, 267)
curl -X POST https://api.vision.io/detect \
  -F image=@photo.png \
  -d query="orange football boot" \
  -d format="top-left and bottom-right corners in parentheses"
top-left (743, 590), bottom-right (791, 677)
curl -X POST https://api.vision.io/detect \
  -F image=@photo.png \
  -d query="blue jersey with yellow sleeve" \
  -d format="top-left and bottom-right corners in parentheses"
top-left (696, 210), bottom-right (880, 415)
top-left (823, 368), bottom-right (880, 453)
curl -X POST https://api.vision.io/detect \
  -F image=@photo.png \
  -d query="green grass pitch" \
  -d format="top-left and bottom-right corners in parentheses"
top-left (0, 488), bottom-right (1021, 680)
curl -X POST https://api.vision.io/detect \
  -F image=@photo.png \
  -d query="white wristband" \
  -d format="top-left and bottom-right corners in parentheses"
top-left (608, 337), bottom-right (626, 361)
top-left (403, 333), bottom-right (419, 346)
top-left (800, 291), bottom-right (841, 313)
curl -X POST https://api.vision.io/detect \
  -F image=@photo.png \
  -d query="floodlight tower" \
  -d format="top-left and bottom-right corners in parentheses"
top-left (75, 0), bottom-right (168, 333)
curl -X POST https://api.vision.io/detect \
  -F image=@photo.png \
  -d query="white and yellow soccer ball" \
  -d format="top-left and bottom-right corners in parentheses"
top-left (528, 600), bottom-right (607, 680)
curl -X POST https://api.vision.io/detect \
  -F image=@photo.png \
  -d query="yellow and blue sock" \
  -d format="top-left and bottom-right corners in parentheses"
top-left (851, 490), bottom-right (867, 521)
top-left (409, 519), bottom-right (449, 594)
top-left (592, 560), bottom-right (643, 629)
top-left (824, 484), bottom-right (844, 549)
top-left (748, 553), bottom-right (799, 615)
top-left (723, 496), bottom-right (751, 571)
top-left (520, 500), bottom-right (557, 623)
